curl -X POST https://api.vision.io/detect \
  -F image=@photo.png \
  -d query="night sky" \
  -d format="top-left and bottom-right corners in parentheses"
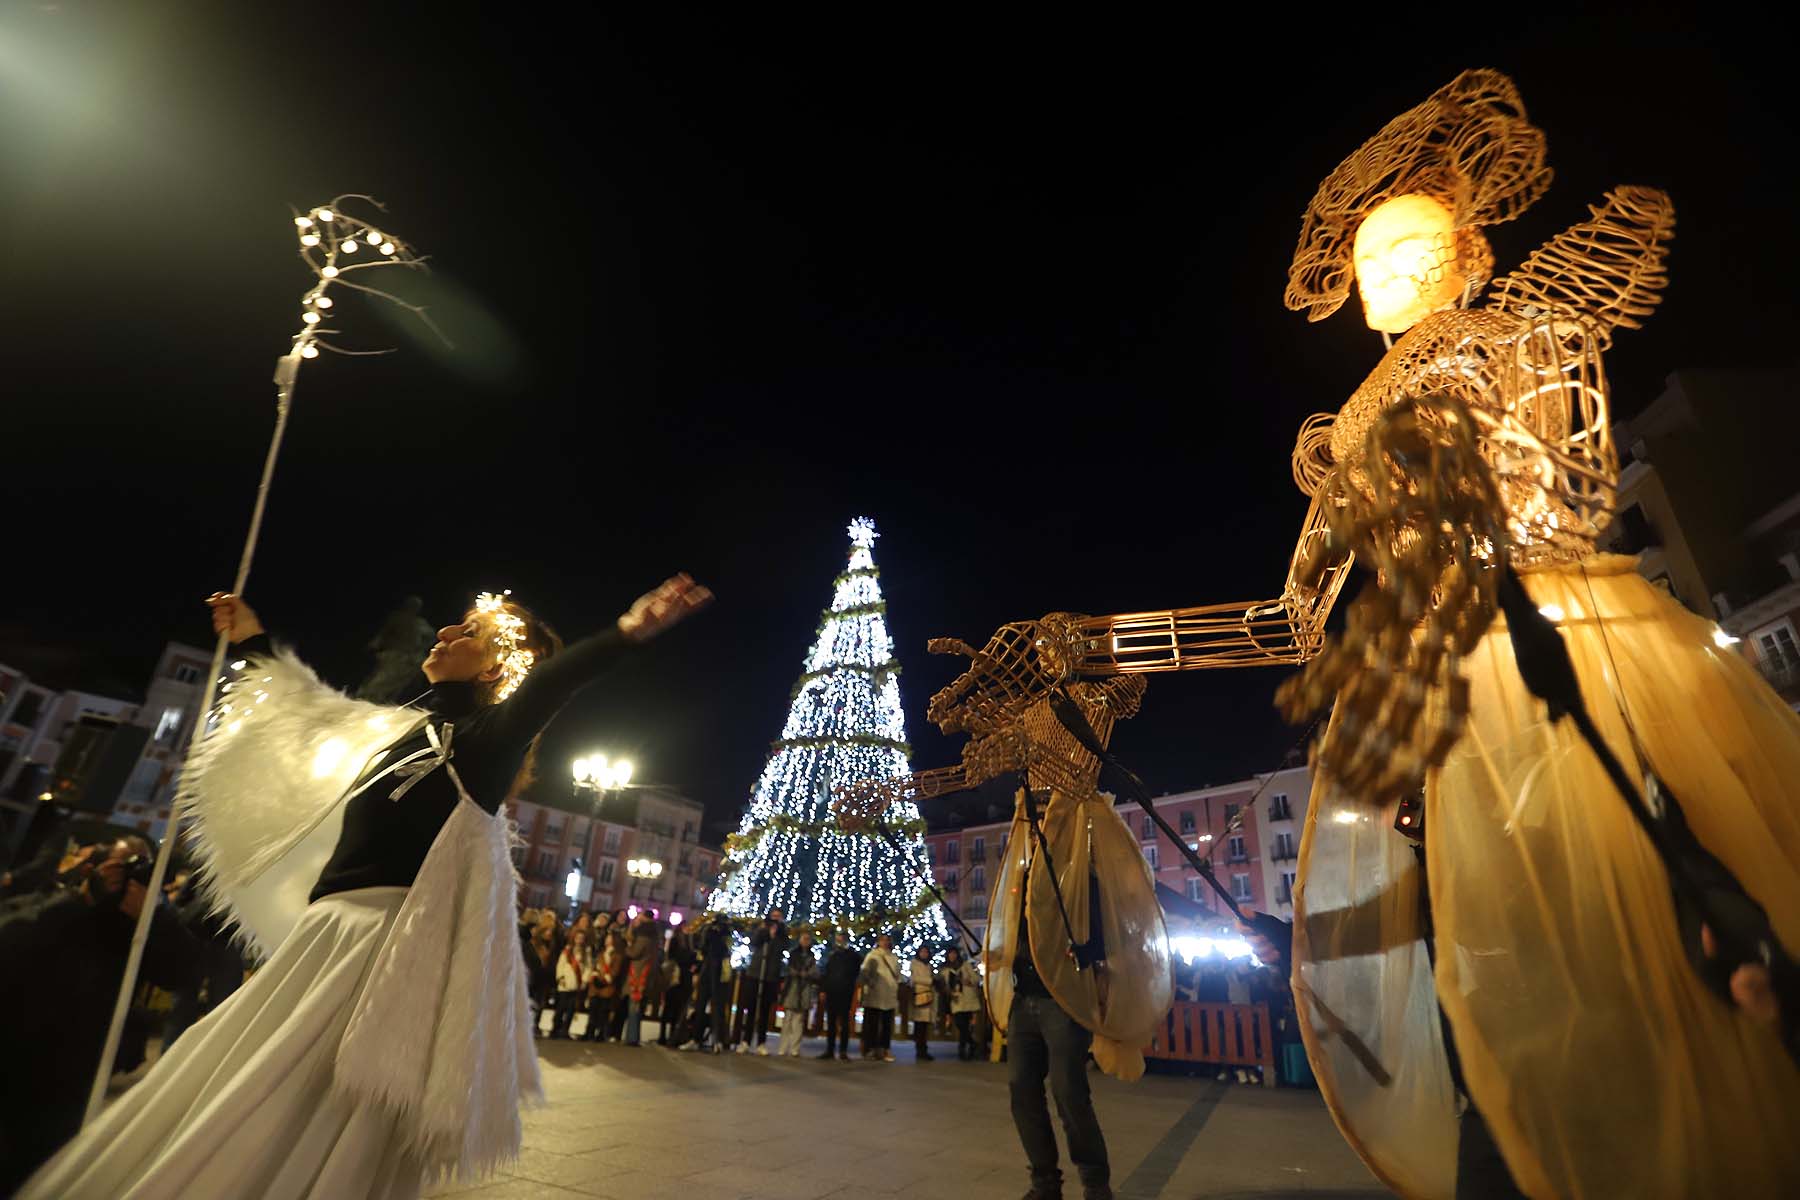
top-left (4, 5), bottom-right (1795, 837)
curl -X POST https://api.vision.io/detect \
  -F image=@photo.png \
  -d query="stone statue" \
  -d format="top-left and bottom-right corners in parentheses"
top-left (354, 596), bottom-right (434, 704)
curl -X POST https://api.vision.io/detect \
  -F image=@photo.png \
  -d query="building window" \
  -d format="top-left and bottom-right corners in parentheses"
top-left (945, 870), bottom-right (958, 891)
top-left (970, 865), bottom-right (985, 893)
top-left (1186, 877), bottom-right (1204, 902)
top-left (533, 849), bottom-right (556, 876)
top-left (1271, 831), bottom-right (1297, 860)
top-left (1279, 871), bottom-right (1297, 904)
top-left (1223, 803), bottom-right (1240, 827)
top-left (926, 843), bottom-right (936, 864)
top-left (173, 663), bottom-right (202, 685)
top-left (603, 827), bottom-right (622, 852)
top-left (1141, 814), bottom-right (1154, 839)
top-left (1144, 843), bottom-right (1159, 869)
top-left (545, 820), bottom-right (565, 843)
top-left (1269, 793), bottom-right (1291, 821)
top-left (946, 840), bottom-right (959, 864)
top-left (968, 896), bottom-right (989, 918)
top-left (682, 821), bottom-right (695, 842)
top-left (597, 859), bottom-right (616, 884)
top-left (1232, 873), bottom-right (1252, 902)
top-left (1755, 624), bottom-right (1798, 667)
top-left (629, 881), bottom-right (641, 900)
top-left (153, 706), bottom-right (184, 744)
top-left (972, 836), bottom-right (985, 861)
top-left (510, 844), bottom-right (526, 866)
top-left (1227, 835), bottom-right (1247, 863)
top-left (1179, 810), bottom-right (1196, 834)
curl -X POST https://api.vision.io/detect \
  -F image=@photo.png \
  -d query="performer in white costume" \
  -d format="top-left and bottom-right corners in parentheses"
top-left (22, 575), bottom-right (710, 1200)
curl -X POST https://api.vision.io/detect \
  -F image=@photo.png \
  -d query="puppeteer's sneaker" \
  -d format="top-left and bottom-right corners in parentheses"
top-left (756, 1044), bottom-right (770, 1056)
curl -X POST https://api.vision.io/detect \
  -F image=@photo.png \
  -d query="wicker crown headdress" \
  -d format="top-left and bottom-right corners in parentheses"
top-left (1284, 69), bottom-right (1553, 322)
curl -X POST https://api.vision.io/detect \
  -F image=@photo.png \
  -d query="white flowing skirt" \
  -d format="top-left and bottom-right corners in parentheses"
top-left (22, 887), bottom-right (425, 1200)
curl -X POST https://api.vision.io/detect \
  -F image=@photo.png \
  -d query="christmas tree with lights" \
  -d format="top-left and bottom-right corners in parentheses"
top-left (710, 517), bottom-right (951, 958)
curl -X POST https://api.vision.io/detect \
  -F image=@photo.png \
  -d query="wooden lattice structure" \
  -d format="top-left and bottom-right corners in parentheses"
top-left (834, 617), bottom-right (1146, 828)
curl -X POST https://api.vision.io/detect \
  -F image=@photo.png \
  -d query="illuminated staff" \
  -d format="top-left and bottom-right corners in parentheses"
top-left (86, 196), bottom-right (442, 1126)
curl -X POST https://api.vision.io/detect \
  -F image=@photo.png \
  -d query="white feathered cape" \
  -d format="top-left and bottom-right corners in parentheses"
top-left (177, 647), bottom-right (543, 1182)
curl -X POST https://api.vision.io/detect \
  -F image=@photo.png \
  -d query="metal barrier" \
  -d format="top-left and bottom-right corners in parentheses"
top-left (1145, 1001), bottom-right (1276, 1086)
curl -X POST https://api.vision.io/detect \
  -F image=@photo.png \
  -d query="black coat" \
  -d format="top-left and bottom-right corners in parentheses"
top-left (0, 890), bottom-right (201, 1191)
top-left (745, 920), bottom-right (789, 982)
top-left (822, 945), bottom-right (863, 995)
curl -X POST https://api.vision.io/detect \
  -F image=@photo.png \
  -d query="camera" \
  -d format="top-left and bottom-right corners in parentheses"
top-left (119, 854), bottom-right (156, 889)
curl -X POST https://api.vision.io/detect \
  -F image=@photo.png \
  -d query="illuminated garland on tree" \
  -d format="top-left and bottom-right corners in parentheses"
top-left (687, 888), bottom-right (943, 946)
top-left (719, 812), bottom-right (928, 865)
top-left (709, 517), bottom-right (953, 959)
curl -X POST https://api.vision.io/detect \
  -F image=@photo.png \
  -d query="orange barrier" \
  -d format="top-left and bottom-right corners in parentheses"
top-left (1145, 1001), bottom-right (1276, 1086)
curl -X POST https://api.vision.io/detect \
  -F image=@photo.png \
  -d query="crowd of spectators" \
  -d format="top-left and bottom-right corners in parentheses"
top-left (517, 904), bottom-right (1003, 1061)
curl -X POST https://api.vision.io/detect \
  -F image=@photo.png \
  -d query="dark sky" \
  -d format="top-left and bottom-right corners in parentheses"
top-left (3, 4), bottom-right (1795, 836)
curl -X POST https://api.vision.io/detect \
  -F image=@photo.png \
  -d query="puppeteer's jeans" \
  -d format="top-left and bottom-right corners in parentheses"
top-left (1008, 991), bottom-right (1109, 1190)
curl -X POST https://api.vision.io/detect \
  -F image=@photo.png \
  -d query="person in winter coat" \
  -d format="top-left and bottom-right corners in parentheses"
top-left (818, 929), bottom-right (862, 1060)
top-left (737, 906), bottom-right (788, 1055)
top-left (622, 912), bottom-right (662, 1046)
top-left (906, 944), bottom-right (939, 1061)
top-left (657, 925), bottom-right (697, 1046)
top-left (586, 929), bottom-right (627, 1042)
top-left (680, 916), bottom-right (733, 1053)
top-left (858, 932), bottom-right (902, 1062)
top-left (160, 872), bottom-right (249, 1051)
top-left (526, 910), bottom-right (560, 1037)
top-left (0, 839), bottom-right (202, 1193)
top-left (777, 931), bottom-right (819, 1057)
top-left (943, 944), bottom-right (984, 1061)
top-left (551, 926), bottom-right (592, 1039)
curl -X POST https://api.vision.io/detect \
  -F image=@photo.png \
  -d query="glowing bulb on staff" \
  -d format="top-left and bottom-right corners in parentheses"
top-left (313, 295), bottom-right (333, 308)
top-left (295, 216), bottom-right (314, 228)
top-left (316, 208), bottom-right (335, 221)
top-left (341, 240), bottom-right (358, 253)
top-left (300, 344), bottom-right (319, 358)
top-left (321, 265), bottom-right (339, 278)
top-left (299, 234), bottom-right (320, 247)
top-left (365, 230), bottom-right (382, 245)
top-left (302, 311), bottom-right (322, 324)
top-left (380, 242), bottom-right (396, 255)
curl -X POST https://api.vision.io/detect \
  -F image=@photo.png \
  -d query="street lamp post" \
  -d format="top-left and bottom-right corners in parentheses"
top-left (627, 855), bottom-right (664, 916)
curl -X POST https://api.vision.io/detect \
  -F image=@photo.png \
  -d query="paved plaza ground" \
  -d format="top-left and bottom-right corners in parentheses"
top-left (425, 1029), bottom-right (1386, 1200)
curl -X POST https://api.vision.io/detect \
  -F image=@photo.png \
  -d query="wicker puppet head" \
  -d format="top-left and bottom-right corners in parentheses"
top-left (1285, 69), bottom-right (1552, 328)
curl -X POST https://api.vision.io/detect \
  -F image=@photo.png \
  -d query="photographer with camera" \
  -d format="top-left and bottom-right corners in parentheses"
top-left (0, 837), bottom-right (201, 1192)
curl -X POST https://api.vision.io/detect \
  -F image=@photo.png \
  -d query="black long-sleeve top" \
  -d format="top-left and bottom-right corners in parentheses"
top-left (232, 626), bottom-right (629, 903)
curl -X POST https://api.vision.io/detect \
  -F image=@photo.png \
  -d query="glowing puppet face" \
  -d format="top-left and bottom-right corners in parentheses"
top-left (1352, 193), bottom-right (1467, 333)
top-left (423, 609), bottom-right (504, 686)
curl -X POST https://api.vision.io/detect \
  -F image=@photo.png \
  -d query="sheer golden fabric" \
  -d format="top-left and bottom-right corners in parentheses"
top-left (1293, 744), bottom-right (1459, 1199)
top-left (1298, 556), bottom-right (1800, 1198)
top-left (1434, 556), bottom-right (1800, 1197)
top-left (984, 788), bottom-right (1173, 1081)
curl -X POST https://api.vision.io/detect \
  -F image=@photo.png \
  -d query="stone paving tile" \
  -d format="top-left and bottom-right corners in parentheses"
top-left (430, 1036), bottom-right (1384, 1200)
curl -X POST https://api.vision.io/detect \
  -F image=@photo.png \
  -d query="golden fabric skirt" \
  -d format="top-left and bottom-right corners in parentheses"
top-left (984, 788), bottom-right (1173, 1080)
top-left (1295, 555), bottom-right (1800, 1199)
